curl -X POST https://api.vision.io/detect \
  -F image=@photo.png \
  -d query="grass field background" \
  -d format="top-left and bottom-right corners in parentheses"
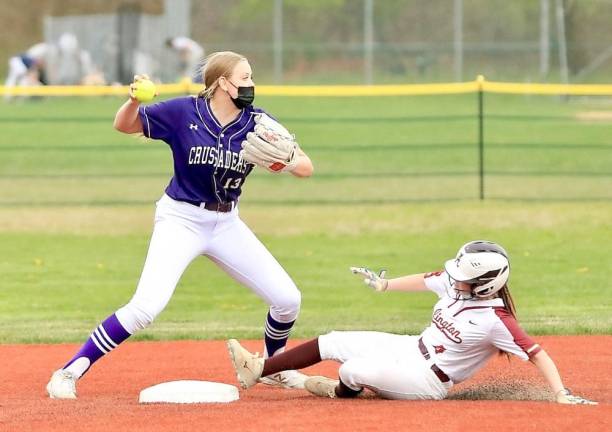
top-left (0, 94), bottom-right (610, 343)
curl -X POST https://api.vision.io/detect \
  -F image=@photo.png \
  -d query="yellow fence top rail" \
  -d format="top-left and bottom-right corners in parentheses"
top-left (256, 82), bottom-right (479, 96)
top-left (482, 81), bottom-right (612, 96)
top-left (2, 77), bottom-right (612, 97)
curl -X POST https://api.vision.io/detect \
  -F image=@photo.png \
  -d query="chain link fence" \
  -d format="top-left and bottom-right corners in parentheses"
top-left (190, 0), bottom-right (612, 84)
top-left (3, 0), bottom-right (612, 85)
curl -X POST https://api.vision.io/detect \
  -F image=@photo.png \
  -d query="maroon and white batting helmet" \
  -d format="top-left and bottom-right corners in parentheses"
top-left (444, 240), bottom-right (510, 298)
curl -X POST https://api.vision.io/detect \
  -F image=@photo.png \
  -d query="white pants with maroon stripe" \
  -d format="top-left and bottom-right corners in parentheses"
top-left (115, 194), bottom-right (301, 332)
top-left (318, 331), bottom-right (452, 400)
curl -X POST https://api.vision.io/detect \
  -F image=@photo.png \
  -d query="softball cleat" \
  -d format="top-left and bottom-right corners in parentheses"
top-left (259, 370), bottom-right (309, 389)
top-left (304, 376), bottom-right (339, 398)
top-left (227, 339), bottom-right (264, 389)
top-left (46, 369), bottom-right (77, 399)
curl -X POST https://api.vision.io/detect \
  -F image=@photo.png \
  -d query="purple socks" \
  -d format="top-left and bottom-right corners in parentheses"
top-left (63, 313), bottom-right (131, 377)
top-left (264, 312), bottom-right (295, 357)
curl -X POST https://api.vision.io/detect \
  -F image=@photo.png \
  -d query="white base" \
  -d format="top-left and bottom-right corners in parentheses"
top-left (139, 380), bottom-right (239, 404)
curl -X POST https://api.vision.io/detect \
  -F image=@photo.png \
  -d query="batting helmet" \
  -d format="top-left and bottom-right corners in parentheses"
top-left (444, 240), bottom-right (510, 298)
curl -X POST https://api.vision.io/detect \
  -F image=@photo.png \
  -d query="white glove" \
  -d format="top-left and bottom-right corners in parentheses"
top-left (240, 113), bottom-right (299, 173)
top-left (350, 267), bottom-right (388, 292)
top-left (555, 388), bottom-right (597, 405)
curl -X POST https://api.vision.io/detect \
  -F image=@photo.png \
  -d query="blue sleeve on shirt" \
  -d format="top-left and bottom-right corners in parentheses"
top-left (20, 55), bottom-right (34, 70)
top-left (252, 106), bottom-right (266, 114)
top-left (138, 97), bottom-right (190, 142)
top-left (251, 106), bottom-right (276, 121)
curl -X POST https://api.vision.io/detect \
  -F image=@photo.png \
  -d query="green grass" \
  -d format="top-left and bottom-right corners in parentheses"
top-left (0, 94), bottom-right (610, 343)
top-left (1, 94), bottom-right (610, 205)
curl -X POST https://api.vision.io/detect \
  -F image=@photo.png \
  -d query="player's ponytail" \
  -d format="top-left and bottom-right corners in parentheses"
top-left (498, 284), bottom-right (517, 360)
top-left (498, 284), bottom-right (517, 319)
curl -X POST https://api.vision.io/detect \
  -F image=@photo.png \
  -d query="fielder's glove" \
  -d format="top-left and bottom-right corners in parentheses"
top-left (555, 388), bottom-right (597, 405)
top-left (241, 113), bottom-right (300, 173)
top-left (350, 267), bottom-right (388, 292)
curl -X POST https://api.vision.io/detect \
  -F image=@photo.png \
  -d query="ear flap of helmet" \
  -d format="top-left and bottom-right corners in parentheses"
top-left (471, 264), bottom-right (510, 298)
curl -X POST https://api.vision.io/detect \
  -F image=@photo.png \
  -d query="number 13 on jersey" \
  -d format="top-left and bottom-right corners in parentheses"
top-left (223, 177), bottom-right (243, 189)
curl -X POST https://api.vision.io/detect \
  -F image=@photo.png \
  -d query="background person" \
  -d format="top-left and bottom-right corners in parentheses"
top-left (46, 51), bottom-right (314, 399)
top-left (50, 32), bottom-right (94, 85)
top-left (165, 36), bottom-right (205, 82)
top-left (228, 240), bottom-right (597, 405)
top-left (3, 42), bottom-right (50, 100)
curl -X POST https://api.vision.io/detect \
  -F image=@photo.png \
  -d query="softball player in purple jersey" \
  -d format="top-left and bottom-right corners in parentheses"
top-left (228, 241), bottom-right (597, 405)
top-left (46, 51), bottom-right (314, 399)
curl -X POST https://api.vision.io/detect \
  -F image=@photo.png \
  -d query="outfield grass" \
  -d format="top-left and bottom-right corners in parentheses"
top-left (0, 94), bottom-right (610, 343)
top-left (1, 94), bottom-right (610, 204)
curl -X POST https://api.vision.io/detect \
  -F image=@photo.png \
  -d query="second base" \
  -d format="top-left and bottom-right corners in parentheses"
top-left (139, 380), bottom-right (239, 404)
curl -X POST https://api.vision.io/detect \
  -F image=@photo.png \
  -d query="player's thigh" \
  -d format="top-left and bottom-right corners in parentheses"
top-left (206, 217), bottom-right (299, 306)
top-left (8, 57), bottom-right (27, 74)
top-left (130, 217), bottom-right (205, 314)
top-left (319, 331), bottom-right (412, 363)
top-left (6, 57), bottom-right (26, 85)
top-left (339, 357), bottom-right (447, 400)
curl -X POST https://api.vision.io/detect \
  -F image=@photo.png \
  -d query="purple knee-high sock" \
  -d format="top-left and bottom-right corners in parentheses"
top-left (62, 313), bottom-right (131, 378)
top-left (264, 312), bottom-right (295, 357)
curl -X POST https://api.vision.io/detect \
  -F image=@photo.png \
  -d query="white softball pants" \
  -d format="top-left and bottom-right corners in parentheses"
top-left (115, 194), bottom-right (301, 333)
top-left (319, 331), bottom-right (452, 400)
top-left (5, 57), bottom-right (27, 86)
top-left (4, 57), bottom-right (27, 100)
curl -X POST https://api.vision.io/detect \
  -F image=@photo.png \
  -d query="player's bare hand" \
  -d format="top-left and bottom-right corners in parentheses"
top-left (555, 388), bottom-right (598, 405)
top-left (350, 267), bottom-right (388, 292)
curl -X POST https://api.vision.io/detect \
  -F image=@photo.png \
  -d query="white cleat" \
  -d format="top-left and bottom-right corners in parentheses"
top-left (260, 369), bottom-right (309, 389)
top-left (46, 369), bottom-right (77, 399)
top-left (304, 376), bottom-right (339, 398)
top-left (227, 339), bottom-right (264, 389)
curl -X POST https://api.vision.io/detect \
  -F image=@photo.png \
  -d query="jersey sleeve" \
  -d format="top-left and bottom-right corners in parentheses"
top-left (252, 106), bottom-right (276, 121)
top-left (423, 270), bottom-right (448, 298)
top-left (490, 308), bottom-right (541, 360)
top-left (138, 97), bottom-right (188, 142)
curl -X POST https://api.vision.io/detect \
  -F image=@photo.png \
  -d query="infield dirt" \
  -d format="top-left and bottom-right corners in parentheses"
top-left (1, 336), bottom-right (609, 431)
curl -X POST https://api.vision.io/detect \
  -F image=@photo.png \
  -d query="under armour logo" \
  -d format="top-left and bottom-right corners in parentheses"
top-left (189, 123), bottom-right (198, 130)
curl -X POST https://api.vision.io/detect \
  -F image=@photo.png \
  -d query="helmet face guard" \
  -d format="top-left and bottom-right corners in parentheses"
top-left (444, 240), bottom-right (510, 298)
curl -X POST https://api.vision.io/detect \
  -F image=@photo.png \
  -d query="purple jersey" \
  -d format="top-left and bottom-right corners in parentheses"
top-left (139, 96), bottom-right (265, 204)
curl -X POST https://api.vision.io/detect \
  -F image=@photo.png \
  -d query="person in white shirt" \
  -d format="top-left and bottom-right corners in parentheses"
top-left (227, 240), bottom-right (597, 405)
top-left (3, 42), bottom-right (50, 100)
top-left (53, 33), bottom-right (93, 85)
top-left (165, 36), bottom-right (204, 81)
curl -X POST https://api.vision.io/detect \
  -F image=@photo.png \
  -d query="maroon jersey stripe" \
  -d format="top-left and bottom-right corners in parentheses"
top-left (494, 307), bottom-right (541, 358)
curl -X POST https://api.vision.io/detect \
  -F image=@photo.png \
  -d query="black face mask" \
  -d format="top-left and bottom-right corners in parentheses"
top-left (228, 80), bottom-right (255, 109)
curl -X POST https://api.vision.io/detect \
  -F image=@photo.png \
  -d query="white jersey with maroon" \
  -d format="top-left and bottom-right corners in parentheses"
top-left (317, 270), bottom-right (541, 400)
top-left (421, 271), bottom-right (541, 384)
